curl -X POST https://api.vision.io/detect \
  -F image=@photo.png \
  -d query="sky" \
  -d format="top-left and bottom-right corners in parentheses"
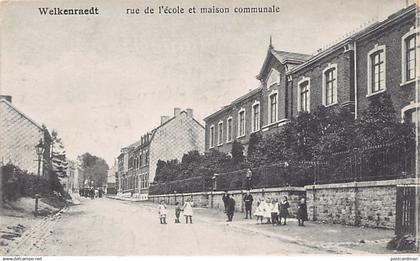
top-left (0, 0), bottom-right (412, 167)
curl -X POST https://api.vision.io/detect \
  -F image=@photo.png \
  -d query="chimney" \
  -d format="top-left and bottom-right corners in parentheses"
top-left (174, 107), bottom-right (181, 117)
top-left (161, 116), bottom-right (170, 125)
top-left (0, 95), bottom-right (12, 103)
top-left (186, 108), bottom-right (193, 117)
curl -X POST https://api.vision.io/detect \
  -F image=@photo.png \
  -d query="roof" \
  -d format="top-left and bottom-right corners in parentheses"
top-left (123, 109), bottom-right (205, 152)
top-left (271, 50), bottom-right (312, 64)
top-left (203, 87), bottom-right (262, 121)
top-left (287, 4), bottom-right (416, 75)
top-left (256, 48), bottom-right (312, 80)
top-left (0, 97), bottom-right (44, 131)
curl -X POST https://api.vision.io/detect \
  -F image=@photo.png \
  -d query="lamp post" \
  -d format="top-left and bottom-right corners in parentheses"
top-left (34, 139), bottom-right (44, 217)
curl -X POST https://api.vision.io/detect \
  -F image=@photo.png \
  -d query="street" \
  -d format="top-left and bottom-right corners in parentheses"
top-left (21, 197), bottom-right (334, 255)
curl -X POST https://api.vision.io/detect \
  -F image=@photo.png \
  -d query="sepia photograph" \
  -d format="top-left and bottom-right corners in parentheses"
top-left (0, 0), bottom-right (419, 258)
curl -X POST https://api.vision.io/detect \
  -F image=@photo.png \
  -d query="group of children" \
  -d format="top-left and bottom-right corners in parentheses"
top-left (158, 196), bottom-right (308, 227)
top-left (254, 196), bottom-right (308, 226)
top-left (158, 198), bottom-right (194, 224)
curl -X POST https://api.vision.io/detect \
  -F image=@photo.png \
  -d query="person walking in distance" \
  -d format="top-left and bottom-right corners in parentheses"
top-left (243, 190), bottom-right (253, 219)
top-left (297, 197), bottom-right (308, 226)
top-left (226, 194), bottom-right (236, 222)
top-left (222, 191), bottom-right (229, 214)
top-left (158, 201), bottom-right (167, 224)
top-left (279, 196), bottom-right (290, 225)
top-left (182, 198), bottom-right (194, 224)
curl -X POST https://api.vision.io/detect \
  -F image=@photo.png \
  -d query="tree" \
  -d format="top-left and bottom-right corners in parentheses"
top-left (231, 140), bottom-right (245, 168)
top-left (355, 93), bottom-right (414, 147)
top-left (247, 132), bottom-right (264, 168)
top-left (50, 130), bottom-right (68, 179)
top-left (78, 153), bottom-right (109, 187)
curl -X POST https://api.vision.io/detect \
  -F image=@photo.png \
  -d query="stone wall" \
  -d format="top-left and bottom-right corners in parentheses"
top-left (305, 178), bottom-right (416, 229)
top-left (149, 187), bottom-right (306, 217)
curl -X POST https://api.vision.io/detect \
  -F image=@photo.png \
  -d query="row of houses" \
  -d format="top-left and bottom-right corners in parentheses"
top-left (114, 4), bottom-right (417, 199)
top-left (114, 109), bottom-right (205, 199)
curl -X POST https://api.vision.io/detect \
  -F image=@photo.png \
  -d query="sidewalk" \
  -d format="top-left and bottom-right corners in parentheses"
top-left (136, 200), bottom-right (396, 254)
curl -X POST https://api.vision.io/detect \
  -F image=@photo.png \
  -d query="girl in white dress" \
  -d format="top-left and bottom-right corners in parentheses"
top-left (253, 199), bottom-right (264, 224)
top-left (182, 198), bottom-right (194, 224)
top-left (158, 201), bottom-right (167, 224)
top-left (263, 198), bottom-right (272, 224)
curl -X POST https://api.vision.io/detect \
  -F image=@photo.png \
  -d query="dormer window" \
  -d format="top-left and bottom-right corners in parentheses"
top-left (266, 68), bottom-right (280, 88)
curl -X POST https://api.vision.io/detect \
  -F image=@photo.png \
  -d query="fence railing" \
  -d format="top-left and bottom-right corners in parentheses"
top-left (316, 142), bottom-right (416, 184)
top-left (149, 142), bottom-right (416, 195)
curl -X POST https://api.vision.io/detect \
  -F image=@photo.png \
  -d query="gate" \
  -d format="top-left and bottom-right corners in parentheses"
top-left (395, 185), bottom-right (417, 236)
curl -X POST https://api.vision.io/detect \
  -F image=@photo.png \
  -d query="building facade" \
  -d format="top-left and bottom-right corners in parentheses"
top-left (117, 108), bottom-right (205, 199)
top-left (0, 95), bottom-right (52, 175)
top-left (204, 4), bottom-right (418, 153)
top-left (63, 160), bottom-right (80, 194)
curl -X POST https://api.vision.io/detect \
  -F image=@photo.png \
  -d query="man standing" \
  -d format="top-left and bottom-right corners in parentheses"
top-left (222, 191), bottom-right (229, 213)
top-left (226, 194), bottom-right (236, 222)
top-left (243, 190), bottom-right (253, 219)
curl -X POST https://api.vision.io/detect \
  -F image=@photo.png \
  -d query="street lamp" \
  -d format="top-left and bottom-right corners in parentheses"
top-left (34, 139), bottom-right (44, 216)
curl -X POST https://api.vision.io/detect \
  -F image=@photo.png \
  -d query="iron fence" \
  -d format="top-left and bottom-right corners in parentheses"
top-left (316, 142), bottom-right (415, 184)
top-left (149, 142), bottom-right (415, 194)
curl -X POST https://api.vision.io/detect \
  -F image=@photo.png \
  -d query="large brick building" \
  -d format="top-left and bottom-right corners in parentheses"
top-left (204, 4), bottom-right (418, 153)
top-left (117, 108), bottom-right (205, 199)
top-left (0, 95), bottom-right (52, 175)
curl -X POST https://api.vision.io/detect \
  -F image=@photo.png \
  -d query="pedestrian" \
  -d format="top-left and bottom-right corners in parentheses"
top-left (253, 200), bottom-right (264, 224)
top-left (243, 190), bottom-right (253, 219)
top-left (226, 194), bottom-right (236, 222)
top-left (222, 191), bottom-right (229, 214)
top-left (174, 202), bottom-right (181, 223)
top-left (270, 199), bottom-right (279, 226)
top-left (279, 196), bottom-right (290, 225)
top-left (182, 198), bottom-right (193, 224)
top-left (158, 201), bottom-right (167, 224)
top-left (90, 187), bottom-right (95, 200)
top-left (263, 198), bottom-right (272, 224)
top-left (297, 197), bottom-right (308, 226)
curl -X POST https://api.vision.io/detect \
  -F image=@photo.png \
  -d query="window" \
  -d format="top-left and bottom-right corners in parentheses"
top-left (226, 117), bottom-right (233, 142)
top-left (266, 68), bottom-right (280, 88)
top-left (269, 92), bottom-right (278, 123)
top-left (322, 64), bottom-right (337, 106)
top-left (252, 102), bottom-right (260, 131)
top-left (367, 45), bottom-right (386, 96)
top-left (217, 121), bottom-right (223, 146)
top-left (209, 125), bottom-right (215, 148)
top-left (402, 28), bottom-right (416, 84)
top-left (298, 78), bottom-right (310, 112)
top-left (238, 109), bottom-right (245, 137)
top-left (401, 102), bottom-right (420, 124)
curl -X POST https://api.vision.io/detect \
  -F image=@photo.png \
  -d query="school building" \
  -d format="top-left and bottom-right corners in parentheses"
top-left (204, 4), bottom-right (418, 154)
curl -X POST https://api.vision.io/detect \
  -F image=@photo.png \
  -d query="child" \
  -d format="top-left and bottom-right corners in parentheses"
top-left (279, 196), bottom-right (290, 225)
top-left (174, 202), bottom-right (181, 223)
top-left (182, 198), bottom-right (193, 224)
top-left (270, 199), bottom-right (279, 226)
top-left (297, 197), bottom-right (308, 226)
top-left (158, 201), bottom-right (167, 224)
top-left (253, 200), bottom-right (264, 224)
top-left (263, 198), bottom-right (272, 224)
